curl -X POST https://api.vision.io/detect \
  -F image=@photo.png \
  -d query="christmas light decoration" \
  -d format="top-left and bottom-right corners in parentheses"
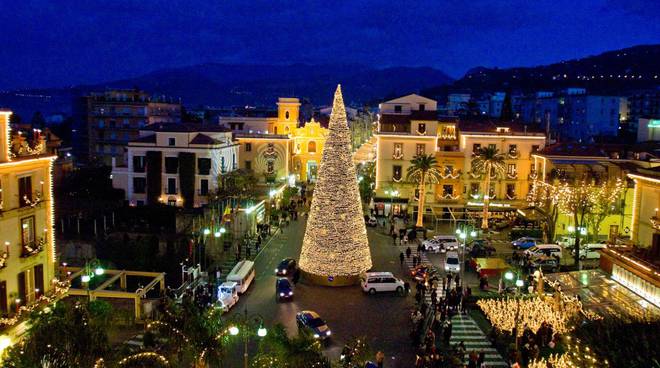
top-left (298, 85), bottom-right (372, 284)
top-left (118, 351), bottom-right (170, 366)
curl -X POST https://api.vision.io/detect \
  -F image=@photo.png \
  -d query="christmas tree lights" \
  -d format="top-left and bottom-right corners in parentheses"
top-left (298, 85), bottom-right (372, 284)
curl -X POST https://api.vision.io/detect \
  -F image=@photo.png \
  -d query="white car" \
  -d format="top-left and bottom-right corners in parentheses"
top-left (422, 239), bottom-right (445, 253)
top-left (556, 236), bottom-right (575, 249)
top-left (572, 243), bottom-right (606, 260)
top-left (217, 281), bottom-right (239, 312)
top-left (444, 252), bottom-right (461, 273)
top-left (360, 272), bottom-right (405, 294)
top-left (433, 235), bottom-right (460, 251)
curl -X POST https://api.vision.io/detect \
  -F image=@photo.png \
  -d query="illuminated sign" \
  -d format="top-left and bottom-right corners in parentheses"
top-left (648, 119), bottom-right (660, 128)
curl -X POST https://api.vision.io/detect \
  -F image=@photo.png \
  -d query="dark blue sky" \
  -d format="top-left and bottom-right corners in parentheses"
top-left (1, 0), bottom-right (659, 89)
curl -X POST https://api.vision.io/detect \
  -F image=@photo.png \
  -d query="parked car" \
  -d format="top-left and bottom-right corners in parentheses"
top-left (275, 277), bottom-right (294, 301)
top-left (524, 244), bottom-right (562, 259)
top-left (365, 215), bottom-right (378, 227)
top-left (275, 258), bottom-right (297, 276)
top-left (572, 243), bottom-right (606, 260)
top-left (411, 264), bottom-right (437, 282)
top-left (530, 256), bottom-right (560, 272)
top-left (444, 252), bottom-right (461, 273)
top-left (556, 236), bottom-right (575, 249)
top-left (296, 310), bottom-right (331, 340)
top-left (360, 272), bottom-right (405, 294)
top-left (422, 238), bottom-right (444, 253)
top-left (512, 237), bottom-right (539, 250)
top-left (468, 239), bottom-right (496, 257)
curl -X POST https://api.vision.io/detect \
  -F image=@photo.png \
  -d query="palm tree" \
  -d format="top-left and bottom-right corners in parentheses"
top-left (406, 154), bottom-right (442, 228)
top-left (471, 146), bottom-right (506, 230)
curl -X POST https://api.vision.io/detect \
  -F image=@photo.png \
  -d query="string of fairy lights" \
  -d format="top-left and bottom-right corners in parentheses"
top-left (528, 336), bottom-right (609, 368)
top-left (298, 85), bottom-right (372, 277)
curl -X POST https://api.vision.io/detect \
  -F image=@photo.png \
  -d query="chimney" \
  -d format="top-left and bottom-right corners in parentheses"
top-left (0, 110), bottom-right (12, 163)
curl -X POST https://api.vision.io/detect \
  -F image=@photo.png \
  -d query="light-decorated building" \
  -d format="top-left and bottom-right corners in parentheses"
top-left (111, 123), bottom-right (239, 208)
top-left (374, 94), bottom-right (546, 221)
top-left (0, 110), bottom-right (59, 347)
top-left (220, 98), bottom-right (328, 184)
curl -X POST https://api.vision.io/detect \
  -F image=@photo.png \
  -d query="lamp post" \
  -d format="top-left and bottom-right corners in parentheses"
top-left (455, 227), bottom-right (477, 286)
top-left (384, 189), bottom-right (399, 218)
top-left (229, 307), bottom-right (268, 368)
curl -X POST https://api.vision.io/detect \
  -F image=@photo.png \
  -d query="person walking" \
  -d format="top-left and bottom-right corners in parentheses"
top-left (406, 246), bottom-right (412, 259)
top-left (391, 231), bottom-right (398, 245)
top-left (400, 252), bottom-right (405, 267)
top-left (442, 320), bottom-right (452, 345)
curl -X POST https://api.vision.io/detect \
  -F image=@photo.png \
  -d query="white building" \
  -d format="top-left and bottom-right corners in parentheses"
top-left (111, 123), bottom-right (239, 208)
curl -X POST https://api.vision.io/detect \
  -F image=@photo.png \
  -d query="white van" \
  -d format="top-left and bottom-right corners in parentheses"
top-left (226, 260), bottom-right (256, 294)
top-left (360, 272), bottom-right (405, 294)
top-left (574, 243), bottom-right (606, 260)
top-left (524, 244), bottom-right (562, 259)
top-left (444, 252), bottom-right (460, 273)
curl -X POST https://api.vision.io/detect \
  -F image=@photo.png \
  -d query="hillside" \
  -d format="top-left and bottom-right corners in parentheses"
top-left (423, 44), bottom-right (660, 96)
top-left (0, 64), bottom-right (453, 117)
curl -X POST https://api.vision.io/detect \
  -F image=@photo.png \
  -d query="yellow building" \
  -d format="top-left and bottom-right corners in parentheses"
top-left (374, 94), bottom-right (546, 221)
top-left (0, 110), bottom-right (58, 347)
top-left (629, 169), bottom-right (660, 247)
top-left (225, 98), bottom-right (328, 183)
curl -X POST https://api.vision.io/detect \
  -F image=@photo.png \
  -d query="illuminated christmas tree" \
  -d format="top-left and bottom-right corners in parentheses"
top-left (298, 85), bottom-right (372, 285)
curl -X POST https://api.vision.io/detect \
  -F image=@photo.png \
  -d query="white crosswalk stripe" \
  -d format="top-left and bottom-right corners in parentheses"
top-left (449, 314), bottom-right (508, 366)
top-left (396, 245), bottom-right (446, 304)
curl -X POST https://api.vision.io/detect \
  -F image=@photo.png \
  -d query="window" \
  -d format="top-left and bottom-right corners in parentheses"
top-left (198, 158), bottom-right (211, 175)
top-left (488, 144), bottom-right (496, 150)
top-left (133, 156), bottom-right (146, 173)
top-left (417, 123), bottom-right (427, 134)
top-left (507, 164), bottom-right (516, 175)
top-left (470, 183), bottom-right (480, 195)
top-left (274, 127), bottom-right (278, 135)
top-left (532, 145), bottom-right (540, 152)
top-left (34, 264), bottom-right (44, 299)
top-left (419, 103), bottom-right (425, 111)
top-left (18, 176), bottom-right (32, 207)
top-left (245, 161), bottom-right (252, 170)
top-left (392, 165), bottom-right (402, 181)
top-left (506, 184), bottom-right (516, 198)
top-left (308, 141), bottom-right (317, 153)
top-left (167, 178), bottom-right (177, 194)
top-left (21, 216), bottom-right (35, 247)
top-left (445, 165), bottom-right (453, 174)
top-left (245, 143), bottom-right (252, 152)
top-left (168, 137), bottom-right (176, 146)
top-left (285, 111), bottom-right (290, 120)
top-left (98, 120), bottom-right (104, 128)
top-left (0, 281), bottom-right (6, 315)
top-left (200, 179), bottom-right (209, 196)
top-left (393, 143), bottom-right (403, 159)
top-left (394, 105), bottom-right (402, 113)
top-left (133, 177), bottom-right (146, 194)
top-left (442, 185), bottom-right (453, 196)
top-left (472, 144), bottom-right (481, 153)
top-left (221, 157), bottom-right (226, 173)
top-left (164, 157), bottom-right (179, 174)
top-left (416, 144), bottom-right (425, 156)
top-left (508, 144), bottom-right (517, 154)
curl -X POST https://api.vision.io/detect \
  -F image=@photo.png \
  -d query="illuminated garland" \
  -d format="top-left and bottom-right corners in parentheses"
top-left (528, 336), bottom-right (608, 368)
top-left (0, 280), bottom-right (70, 327)
top-left (439, 169), bottom-right (461, 179)
top-left (299, 85), bottom-right (372, 277)
top-left (506, 171), bottom-right (518, 179)
top-left (118, 352), bottom-right (169, 367)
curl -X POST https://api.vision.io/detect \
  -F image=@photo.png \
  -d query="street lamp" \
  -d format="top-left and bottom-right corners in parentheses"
top-left (229, 307), bottom-right (268, 368)
top-left (385, 189), bottom-right (399, 217)
top-left (455, 226), bottom-right (476, 287)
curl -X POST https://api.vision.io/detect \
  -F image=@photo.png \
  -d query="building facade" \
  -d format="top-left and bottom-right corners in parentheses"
top-left (84, 89), bottom-right (181, 166)
top-left (0, 110), bottom-right (57, 342)
top-left (111, 123), bottom-right (239, 208)
top-left (374, 94), bottom-right (546, 221)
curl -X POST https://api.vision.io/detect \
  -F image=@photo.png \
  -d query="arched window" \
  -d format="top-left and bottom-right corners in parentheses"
top-left (308, 141), bottom-right (317, 153)
top-left (285, 111), bottom-right (290, 120)
top-left (274, 126), bottom-right (278, 135)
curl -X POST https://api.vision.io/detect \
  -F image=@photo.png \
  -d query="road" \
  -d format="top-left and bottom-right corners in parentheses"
top-left (225, 217), bottom-right (416, 367)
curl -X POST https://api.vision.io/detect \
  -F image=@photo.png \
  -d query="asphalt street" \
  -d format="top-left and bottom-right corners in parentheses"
top-left (225, 218), bottom-right (416, 367)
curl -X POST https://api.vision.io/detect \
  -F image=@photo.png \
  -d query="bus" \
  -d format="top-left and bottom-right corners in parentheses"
top-left (226, 260), bottom-right (256, 294)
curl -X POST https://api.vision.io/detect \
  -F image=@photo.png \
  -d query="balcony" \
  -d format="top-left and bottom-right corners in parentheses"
top-left (10, 136), bottom-right (46, 159)
top-left (21, 238), bottom-right (45, 258)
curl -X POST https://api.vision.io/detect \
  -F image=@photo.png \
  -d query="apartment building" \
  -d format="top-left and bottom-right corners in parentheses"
top-left (84, 89), bottom-right (181, 166)
top-left (374, 94), bottom-right (546, 220)
top-left (111, 123), bottom-right (239, 208)
top-left (0, 110), bottom-right (57, 343)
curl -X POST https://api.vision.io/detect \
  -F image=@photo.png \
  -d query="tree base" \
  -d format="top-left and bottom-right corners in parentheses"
top-left (300, 270), bottom-right (360, 287)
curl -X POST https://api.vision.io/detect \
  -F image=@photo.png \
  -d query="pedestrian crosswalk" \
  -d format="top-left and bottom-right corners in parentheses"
top-left (397, 245), bottom-right (446, 305)
top-left (450, 314), bottom-right (508, 367)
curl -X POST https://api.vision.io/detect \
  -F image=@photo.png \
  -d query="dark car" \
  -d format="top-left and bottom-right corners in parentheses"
top-left (530, 256), bottom-right (560, 273)
top-left (469, 240), bottom-right (496, 257)
top-left (411, 264), bottom-right (437, 282)
top-left (275, 258), bottom-right (297, 276)
top-left (296, 310), bottom-right (331, 340)
top-left (275, 277), bottom-right (293, 301)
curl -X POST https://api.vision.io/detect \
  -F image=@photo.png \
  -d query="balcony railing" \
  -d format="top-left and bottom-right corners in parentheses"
top-left (21, 238), bottom-right (45, 258)
top-left (10, 137), bottom-right (46, 158)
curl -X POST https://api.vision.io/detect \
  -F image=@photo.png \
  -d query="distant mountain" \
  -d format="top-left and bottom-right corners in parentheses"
top-left (0, 64), bottom-right (453, 117)
top-left (423, 44), bottom-right (660, 97)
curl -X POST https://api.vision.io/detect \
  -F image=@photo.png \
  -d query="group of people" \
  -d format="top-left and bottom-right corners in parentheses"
top-left (504, 322), bottom-right (555, 367)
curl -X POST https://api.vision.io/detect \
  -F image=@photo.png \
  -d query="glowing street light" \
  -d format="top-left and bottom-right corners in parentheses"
top-left (81, 275), bottom-right (91, 283)
top-left (203, 228), bottom-right (211, 236)
top-left (504, 271), bottom-right (514, 280)
top-left (515, 279), bottom-right (524, 288)
top-left (257, 327), bottom-right (267, 337)
top-left (94, 267), bottom-right (105, 276)
top-left (229, 326), bottom-right (239, 336)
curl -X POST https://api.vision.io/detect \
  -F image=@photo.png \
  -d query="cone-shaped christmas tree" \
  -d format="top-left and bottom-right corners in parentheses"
top-left (298, 85), bottom-right (372, 286)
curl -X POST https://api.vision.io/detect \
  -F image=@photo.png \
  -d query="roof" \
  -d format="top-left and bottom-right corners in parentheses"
top-left (235, 133), bottom-right (290, 140)
top-left (458, 119), bottom-right (544, 135)
top-left (189, 133), bottom-right (222, 145)
top-left (383, 93), bottom-right (437, 104)
top-left (141, 122), bottom-right (231, 133)
top-left (132, 134), bottom-right (156, 144)
top-left (537, 142), bottom-right (611, 158)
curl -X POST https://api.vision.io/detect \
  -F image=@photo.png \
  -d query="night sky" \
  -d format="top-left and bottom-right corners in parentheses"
top-left (1, 0), bottom-right (659, 89)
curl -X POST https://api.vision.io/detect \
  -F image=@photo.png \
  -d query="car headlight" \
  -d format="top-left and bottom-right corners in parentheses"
top-left (313, 333), bottom-right (320, 338)
top-left (288, 291), bottom-right (293, 296)
top-left (456, 266), bottom-right (460, 271)
top-left (275, 268), bottom-right (279, 273)
top-left (326, 330), bottom-right (331, 336)
top-left (282, 269), bottom-right (287, 274)
top-left (279, 292), bottom-right (284, 297)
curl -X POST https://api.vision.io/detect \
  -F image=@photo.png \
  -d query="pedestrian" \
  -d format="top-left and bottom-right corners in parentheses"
top-left (392, 232), bottom-right (398, 245)
top-left (404, 281), bottom-right (410, 295)
top-left (417, 243), bottom-right (422, 254)
top-left (443, 320), bottom-right (452, 344)
top-left (403, 234), bottom-right (408, 245)
top-left (376, 351), bottom-right (385, 368)
top-left (406, 246), bottom-right (412, 259)
top-left (400, 252), bottom-right (405, 266)
top-left (455, 274), bottom-right (460, 288)
top-left (478, 351), bottom-right (486, 367)
top-left (431, 288), bottom-right (438, 306)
